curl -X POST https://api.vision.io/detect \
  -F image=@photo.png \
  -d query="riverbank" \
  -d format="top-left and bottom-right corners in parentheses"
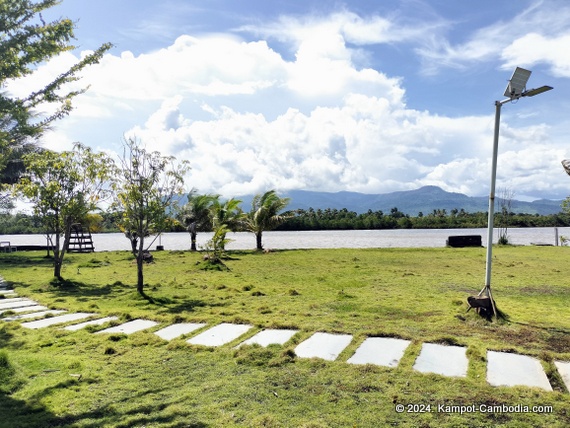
top-left (1, 227), bottom-right (568, 252)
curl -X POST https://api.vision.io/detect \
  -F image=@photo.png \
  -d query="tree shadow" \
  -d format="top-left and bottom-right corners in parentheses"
top-left (3, 383), bottom-right (209, 428)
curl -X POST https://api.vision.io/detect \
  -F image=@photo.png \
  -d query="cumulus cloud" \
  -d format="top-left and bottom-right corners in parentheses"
top-left (8, 5), bottom-right (569, 201)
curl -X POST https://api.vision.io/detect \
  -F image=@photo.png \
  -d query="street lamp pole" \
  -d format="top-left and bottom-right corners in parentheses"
top-left (480, 67), bottom-right (552, 318)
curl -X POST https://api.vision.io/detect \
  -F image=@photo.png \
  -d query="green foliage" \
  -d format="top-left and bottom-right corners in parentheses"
top-left (177, 192), bottom-right (219, 251)
top-left (0, 0), bottom-right (112, 185)
top-left (12, 143), bottom-right (115, 278)
top-left (245, 190), bottom-right (291, 250)
top-left (112, 137), bottom-right (189, 294)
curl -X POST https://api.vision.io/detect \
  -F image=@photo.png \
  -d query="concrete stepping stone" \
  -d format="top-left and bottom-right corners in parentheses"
top-left (413, 343), bottom-right (468, 377)
top-left (294, 332), bottom-right (353, 361)
top-left (96, 319), bottom-right (158, 335)
top-left (554, 361), bottom-right (570, 391)
top-left (154, 323), bottom-right (206, 341)
top-left (64, 316), bottom-right (119, 331)
top-left (2, 310), bottom-right (66, 322)
top-left (347, 337), bottom-right (411, 367)
top-left (2, 305), bottom-right (48, 315)
top-left (239, 329), bottom-right (298, 347)
top-left (0, 290), bottom-right (16, 295)
top-left (21, 312), bottom-right (96, 329)
top-left (487, 351), bottom-right (552, 391)
top-left (0, 297), bottom-right (27, 303)
top-left (187, 323), bottom-right (252, 347)
top-left (0, 299), bottom-right (38, 310)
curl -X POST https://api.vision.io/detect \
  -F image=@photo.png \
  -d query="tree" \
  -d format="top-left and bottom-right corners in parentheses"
top-left (178, 192), bottom-right (219, 251)
top-left (209, 198), bottom-right (246, 251)
top-left (1, 0), bottom-right (112, 188)
top-left (112, 138), bottom-right (189, 296)
top-left (13, 143), bottom-right (115, 279)
top-left (245, 190), bottom-right (291, 250)
top-left (497, 187), bottom-right (514, 245)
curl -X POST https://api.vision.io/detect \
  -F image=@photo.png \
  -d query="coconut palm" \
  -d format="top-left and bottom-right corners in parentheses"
top-left (210, 198), bottom-right (246, 250)
top-left (245, 190), bottom-right (291, 251)
top-left (179, 193), bottom-right (219, 251)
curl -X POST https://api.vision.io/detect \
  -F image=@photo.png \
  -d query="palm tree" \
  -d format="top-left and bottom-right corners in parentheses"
top-left (179, 193), bottom-right (219, 251)
top-left (210, 198), bottom-right (246, 250)
top-left (245, 190), bottom-right (291, 251)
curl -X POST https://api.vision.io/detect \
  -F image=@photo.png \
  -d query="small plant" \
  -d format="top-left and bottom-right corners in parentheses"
top-left (561, 235), bottom-right (569, 246)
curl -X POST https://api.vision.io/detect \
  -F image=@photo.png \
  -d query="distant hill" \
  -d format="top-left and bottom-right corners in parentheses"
top-left (236, 186), bottom-right (564, 216)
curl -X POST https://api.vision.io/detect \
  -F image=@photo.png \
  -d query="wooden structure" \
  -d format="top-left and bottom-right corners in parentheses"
top-left (67, 223), bottom-right (95, 253)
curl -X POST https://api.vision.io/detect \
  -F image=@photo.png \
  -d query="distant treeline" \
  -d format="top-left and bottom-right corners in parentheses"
top-left (275, 207), bottom-right (570, 231)
top-left (3, 207), bottom-right (570, 235)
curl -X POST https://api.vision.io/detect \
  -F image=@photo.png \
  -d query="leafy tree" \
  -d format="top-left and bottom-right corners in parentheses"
top-left (112, 138), bottom-right (189, 296)
top-left (178, 192), bottom-right (219, 251)
top-left (245, 190), bottom-right (291, 250)
top-left (1, 0), bottom-right (111, 192)
top-left (13, 143), bottom-right (115, 279)
top-left (209, 198), bottom-right (245, 252)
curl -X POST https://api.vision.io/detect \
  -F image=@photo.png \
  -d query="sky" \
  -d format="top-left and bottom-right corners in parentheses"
top-left (8, 0), bottom-right (570, 201)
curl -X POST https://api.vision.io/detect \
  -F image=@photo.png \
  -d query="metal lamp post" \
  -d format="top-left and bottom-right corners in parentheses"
top-left (481, 67), bottom-right (552, 317)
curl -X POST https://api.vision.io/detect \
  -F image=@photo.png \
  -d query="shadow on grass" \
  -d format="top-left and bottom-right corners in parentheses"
top-left (0, 252), bottom-right (54, 267)
top-left (2, 384), bottom-right (209, 428)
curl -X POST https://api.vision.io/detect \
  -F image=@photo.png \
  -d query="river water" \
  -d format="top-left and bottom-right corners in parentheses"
top-left (1, 228), bottom-right (567, 252)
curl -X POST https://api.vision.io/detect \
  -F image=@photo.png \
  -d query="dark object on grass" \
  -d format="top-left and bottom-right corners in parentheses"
top-left (447, 235), bottom-right (482, 247)
top-left (142, 251), bottom-right (154, 263)
top-left (467, 295), bottom-right (509, 321)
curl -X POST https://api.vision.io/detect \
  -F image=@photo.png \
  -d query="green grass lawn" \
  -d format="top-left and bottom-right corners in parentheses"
top-left (1, 246), bottom-right (570, 427)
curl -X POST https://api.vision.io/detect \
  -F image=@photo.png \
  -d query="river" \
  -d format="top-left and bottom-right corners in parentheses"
top-left (1, 227), bottom-right (567, 252)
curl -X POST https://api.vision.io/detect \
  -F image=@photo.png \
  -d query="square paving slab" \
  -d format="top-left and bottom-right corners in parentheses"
top-left (554, 361), bottom-right (570, 391)
top-left (64, 316), bottom-right (119, 331)
top-left (2, 310), bottom-right (66, 322)
top-left (413, 343), bottom-right (468, 377)
top-left (21, 312), bottom-right (96, 329)
top-left (487, 351), bottom-right (552, 391)
top-left (294, 332), bottom-right (353, 361)
top-left (154, 323), bottom-right (206, 341)
top-left (96, 319), bottom-right (158, 334)
top-left (0, 299), bottom-right (38, 310)
top-left (347, 337), bottom-right (411, 367)
top-left (2, 305), bottom-right (48, 314)
top-left (239, 329), bottom-right (298, 347)
top-left (187, 323), bottom-right (252, 347)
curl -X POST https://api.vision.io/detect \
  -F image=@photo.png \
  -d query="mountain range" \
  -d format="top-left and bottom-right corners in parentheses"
top-left (237, 186), bottom-right (564, 216)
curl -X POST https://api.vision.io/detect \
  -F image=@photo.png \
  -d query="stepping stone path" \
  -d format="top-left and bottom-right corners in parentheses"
top-left (555, 361), bottom-right (570, 391)
top-left (413, 343), bottom-right (469, 378)
top-left (64, 316), bottom-right (119, 331)
top-left (187, 323), bottom-right (252, 346)
top-left (239, 329), bottom-right (298, 347)
top-left (487, 350), bottom-right (552, 391)
top-left (348, 337), bottom-right (411, 367)
top-left (1, 276), bottom-right (568, 394)
top-left (96, 319), bottom-right (158, 335)
top-left (154, 323), bottom-right (206, 341)
top-left (294, 332), bottom-right (353, 361)
top-left (3, 310), bottom-right (67, 322)
top-left (0, 299), bottom-right (39, 310)
top-left (21, 312), bottom-right (96, 329)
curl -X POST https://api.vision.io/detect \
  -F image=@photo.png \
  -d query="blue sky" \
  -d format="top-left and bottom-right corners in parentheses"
top-left (10, 0), bottom-right (570, 200)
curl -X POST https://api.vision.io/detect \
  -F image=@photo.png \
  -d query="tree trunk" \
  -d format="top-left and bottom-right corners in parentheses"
top-left (191, 231), bottom-right (197, 251)
top-left (256, 232), bottom-right (263, 251)
top-left (136, 234), bottom-right (145, 295)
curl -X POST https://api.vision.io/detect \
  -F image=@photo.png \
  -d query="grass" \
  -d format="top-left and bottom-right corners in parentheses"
top-left (1, 246), bottom-right (570, 427)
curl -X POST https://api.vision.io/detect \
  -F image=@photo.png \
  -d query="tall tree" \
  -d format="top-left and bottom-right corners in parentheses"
top-left (112, 138), bottom-right (189, 296)
top-left (0, 0), bottom-right (112, 186)
top-left (178, 192), bottom-right (219, 251)
top-left (13, 143), bottom-right (115, 279)
top-left (245, 190), bottom-right (291, 250)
